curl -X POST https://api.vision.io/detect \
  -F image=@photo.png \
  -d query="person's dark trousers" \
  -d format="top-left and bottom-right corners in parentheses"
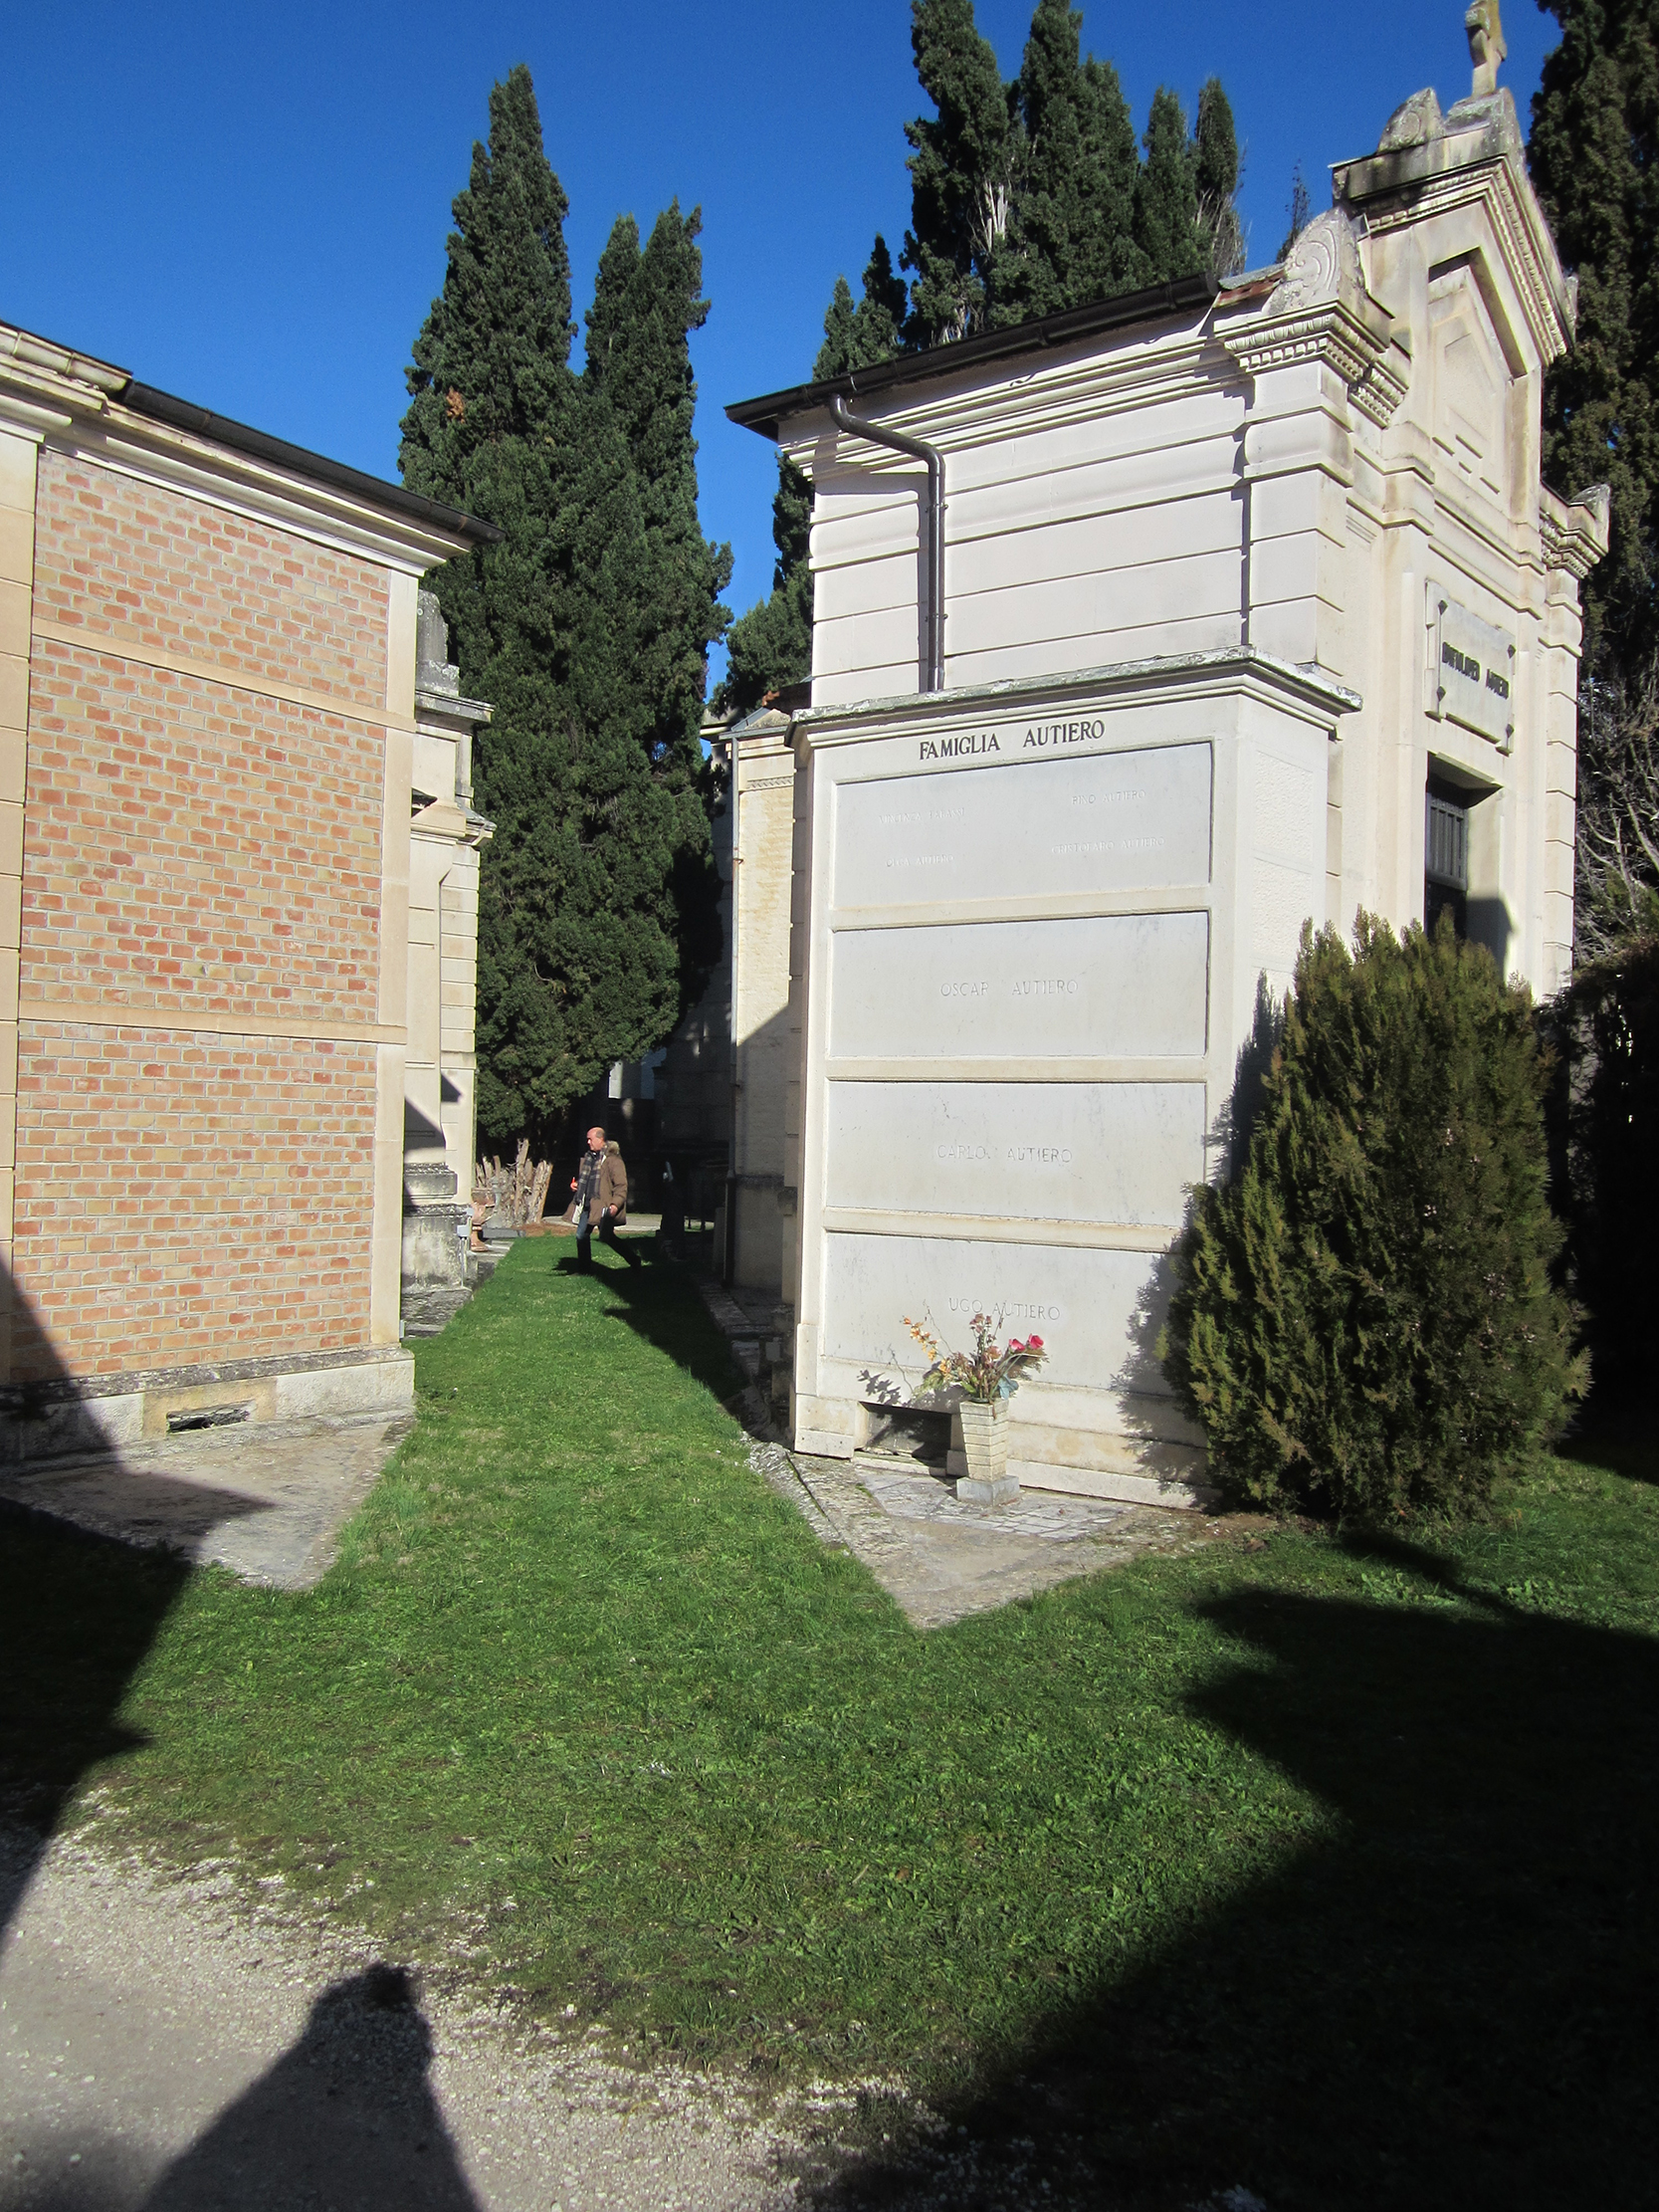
top-left (597, 1212), bottom-right (641, 1268)
top-left (574, 1222), bottom-right (593, 1270)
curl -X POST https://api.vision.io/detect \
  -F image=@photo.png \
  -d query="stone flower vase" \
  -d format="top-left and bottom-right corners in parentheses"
top-left (955, 1396), bottom-right (1019, 1507)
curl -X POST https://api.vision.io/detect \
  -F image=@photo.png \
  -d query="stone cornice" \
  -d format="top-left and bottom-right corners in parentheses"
top-left (1341, 143), bottom-right (1572, 368)
top-left (1217, 212), bottom-right (1411, 430)
top-left (1540, 482), bottom-right (1611, 580)
top-left (0, 320), bottom-right (480, 573)
top-left (796, 646), bottom-right (1362, 744)
top-left (780, 324), bottom-right (1225, 471)
top-left (1223, 300), bottom-right (1411, 427)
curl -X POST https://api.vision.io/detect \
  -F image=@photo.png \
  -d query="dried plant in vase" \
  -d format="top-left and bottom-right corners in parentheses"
top-left (903, 1311), bottom-right (1048, 1503)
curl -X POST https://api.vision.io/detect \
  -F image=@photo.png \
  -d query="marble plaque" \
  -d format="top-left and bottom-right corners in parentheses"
top-left (824, 1080), bottom-right (1205, 1225)
top-left (833, 743), bottom-right (1213, 909)
top-left (828, 911), bottom-right (1209, 1061)
top-left (821, 1231), bottom-right (1170, 1397)
top-left (1430, 586), bottom-right (1516, 751)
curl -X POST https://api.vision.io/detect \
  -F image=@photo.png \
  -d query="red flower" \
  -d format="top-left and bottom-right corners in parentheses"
top-left (1027, 1334), bottom-right (1044, 1350)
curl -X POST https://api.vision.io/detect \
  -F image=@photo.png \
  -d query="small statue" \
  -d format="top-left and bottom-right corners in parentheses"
top-left (1466, 1), bottom-right (1507, 99)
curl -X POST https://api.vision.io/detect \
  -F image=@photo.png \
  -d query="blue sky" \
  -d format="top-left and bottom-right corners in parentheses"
top-left (1, 2), bottom-right (1561, 680)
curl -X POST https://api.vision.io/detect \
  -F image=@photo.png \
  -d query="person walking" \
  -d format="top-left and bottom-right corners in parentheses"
top-left (569, 1127), bottom-right (639, 1270)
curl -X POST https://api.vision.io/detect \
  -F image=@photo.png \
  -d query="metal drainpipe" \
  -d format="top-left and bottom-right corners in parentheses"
top-left (723, 730), bottom-right (739, 1286)
top-left (830, 394), bottom-right (945, 694)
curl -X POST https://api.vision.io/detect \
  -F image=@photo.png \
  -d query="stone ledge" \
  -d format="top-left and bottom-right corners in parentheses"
top-left (0, 1346), bottom-right (414, 1464)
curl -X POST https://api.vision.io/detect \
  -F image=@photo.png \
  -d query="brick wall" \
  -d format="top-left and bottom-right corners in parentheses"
top-left (33, 455), bottom-right (388, 708)
top-left (13, 453), bottom-right (393, 1380)
top-left (22, 640), bottom-right (383, 1024)
top-left (10, 1026), bottom-right (376, 1381)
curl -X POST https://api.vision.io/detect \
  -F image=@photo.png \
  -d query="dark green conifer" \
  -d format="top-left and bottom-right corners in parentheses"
top-left (902, 0), bottom-right (1018, 345)
top-left (1133, 86), bottom-right (1205, 282)
top-left (992, 0), bottom-right (1146, 324)
top-left (1161, 918), bottom-right (1582, 1516)
top-left (1074, 56), bottom-right (1152, 297)
top-left (583, 203), bottom-right (733, 779)
top-left (717, 238), bottom-right (907, 716)
top-left (1193, 77), bottom-right (1244, 278)
top-left (1529, 0), bottom-right (1659, 677)
top-left (400, 67), bottom-right (725, 1144)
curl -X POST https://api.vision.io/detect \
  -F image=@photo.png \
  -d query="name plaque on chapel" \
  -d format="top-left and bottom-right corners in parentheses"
top-left (1429, 586), bottom-right (1516, 752)
top-left (833, 742), bottom-right (1212, 909)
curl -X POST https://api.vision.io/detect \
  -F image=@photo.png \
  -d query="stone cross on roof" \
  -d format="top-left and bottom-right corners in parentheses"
top-left (1466, 1), bottom-right (1507, 100)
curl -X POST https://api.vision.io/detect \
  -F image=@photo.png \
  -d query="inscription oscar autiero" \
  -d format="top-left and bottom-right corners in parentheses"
top-left (938, 975), bottom-right (1080, 999)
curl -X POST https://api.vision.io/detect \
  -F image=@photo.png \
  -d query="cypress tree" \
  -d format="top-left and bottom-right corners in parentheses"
top-left (400, 66), bottom-right (725, 1145)
top-left (1161, 918), bottom-right (1582, 1517)
top-left (716, 238), bottom-right (907, 716)
top-left (1074, 56), bottom-right (1152, 298)
top-left (399, 63), bottom-right (574, 688)
top-left (583, 202), bottom-right (733, 779)
top-left (902, 0), bottom-right (1019, 345)
top-left (1193, 77), bottom-right (1245, 278)
top-left (991, 0), bottom-right (1146, 325)
top-left (1133, 86), bottom-right (1205, 282)
top-left (1529, 0), bottom-right (1659, 679)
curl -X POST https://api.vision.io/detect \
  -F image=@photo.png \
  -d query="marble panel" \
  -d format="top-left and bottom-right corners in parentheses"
top-left (828, 911), bottom-right (1209, 1061)
top-left (824, 1080), bottom-right (1204, 1225)
top-left (833, 743), bottom-right (1212, 909)
top-left (821, 1231), bottom-right (1170, 1398)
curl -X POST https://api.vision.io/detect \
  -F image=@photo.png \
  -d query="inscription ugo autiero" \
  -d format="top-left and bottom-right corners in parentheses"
top-left (946, 1295), bottom-right (1062, 1321)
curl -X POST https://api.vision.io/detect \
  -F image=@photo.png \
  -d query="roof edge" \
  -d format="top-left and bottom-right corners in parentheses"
top-left (119, 383), bottom-right (504, 545)
top-left (793, 648), bottom-right (1362, 735)
top-left (726, 274), bottom-right (1220, 439)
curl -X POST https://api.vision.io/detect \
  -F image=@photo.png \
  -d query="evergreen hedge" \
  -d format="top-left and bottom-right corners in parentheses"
top-left (1549, 926), bottom-right (1659, 1404)
top-left (1160, 917), bottom-right (1583, 1517)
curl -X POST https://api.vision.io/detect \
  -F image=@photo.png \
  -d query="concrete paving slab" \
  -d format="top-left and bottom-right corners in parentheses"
top-left (751, 1440), bottom-right (1222, 1631)
top-left (0, 1416), bottom-right (411, 1591)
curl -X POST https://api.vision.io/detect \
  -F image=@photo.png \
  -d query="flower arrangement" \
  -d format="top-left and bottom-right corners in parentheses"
top-left (903, 1309), bottom-right (1048, 1403)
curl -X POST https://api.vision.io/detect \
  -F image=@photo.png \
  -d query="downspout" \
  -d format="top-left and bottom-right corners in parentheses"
top-left (829, 394), bottom-right (945, 694)
top-left (723, 730), bottom-right (739, 1287)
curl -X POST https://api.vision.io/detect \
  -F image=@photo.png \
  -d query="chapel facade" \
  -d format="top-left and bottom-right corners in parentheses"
top-left (723, 48), bottom-right (1608, 1503)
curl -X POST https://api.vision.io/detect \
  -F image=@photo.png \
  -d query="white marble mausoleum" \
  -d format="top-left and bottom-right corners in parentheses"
top-left (725, 52), bottom-right (1607, 1506)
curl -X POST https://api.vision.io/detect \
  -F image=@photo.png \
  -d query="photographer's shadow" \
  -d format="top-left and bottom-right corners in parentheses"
top-left (142, 1965), bottom-right (477, 2210)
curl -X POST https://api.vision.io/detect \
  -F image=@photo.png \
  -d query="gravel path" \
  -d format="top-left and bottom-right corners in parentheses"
top-left (0, 1823), bottom-right (815, 2212)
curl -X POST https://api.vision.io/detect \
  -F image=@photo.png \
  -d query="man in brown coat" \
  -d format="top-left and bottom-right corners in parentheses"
top-left (570, 1128), bottom-right (639, 1270)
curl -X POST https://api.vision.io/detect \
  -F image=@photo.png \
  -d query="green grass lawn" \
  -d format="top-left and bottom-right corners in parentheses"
top-left (4, 1237), bottom-right (1657, 2209)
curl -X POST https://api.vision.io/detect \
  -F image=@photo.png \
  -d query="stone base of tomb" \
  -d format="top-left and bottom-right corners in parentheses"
top-left (0, 1345), bottom-right (416, 1465)
top-left (797, 1389), bottom-right (1215, 1512)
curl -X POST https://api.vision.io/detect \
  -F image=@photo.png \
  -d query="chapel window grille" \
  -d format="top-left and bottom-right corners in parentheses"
top-left (1424, 784), bottom-right (1470, 941)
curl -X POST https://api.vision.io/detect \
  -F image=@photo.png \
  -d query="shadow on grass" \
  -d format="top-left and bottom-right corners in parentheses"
top-left (0, 1502), bottom-right (191, 1930)
top-left (559, 1248), bottom-right (745, 1408)
top-left (813, 1529), bottom-right (1659, 2212)
top-left (1559, 1400), bottom-right (1659, 1485)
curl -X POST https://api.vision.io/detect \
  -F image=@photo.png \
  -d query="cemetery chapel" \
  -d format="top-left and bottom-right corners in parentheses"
top-left (718, 17), bottom-right (1608, 1506)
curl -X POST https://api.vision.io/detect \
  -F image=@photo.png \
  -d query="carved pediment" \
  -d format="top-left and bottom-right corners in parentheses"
top-left (1429, 264), bottom-right (1511, 506)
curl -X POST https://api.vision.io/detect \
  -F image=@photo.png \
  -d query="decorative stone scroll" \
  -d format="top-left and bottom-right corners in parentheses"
top-left (1222, 211), bottom-right (1410, 429)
